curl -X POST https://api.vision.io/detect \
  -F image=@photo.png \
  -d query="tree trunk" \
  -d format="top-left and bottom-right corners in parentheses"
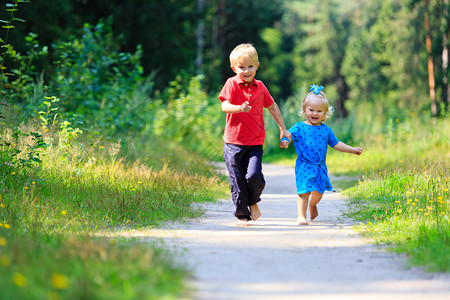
top-left (218, 0), bottom-right (226, 52)
top-left (424, 0), bottom-right (438, 117)
top-left (196, 0), bottom-right (205, 76)
top-left (335, 74), bottom-right (349, 119)
top-left (442, 0), bottom-right (449, 114)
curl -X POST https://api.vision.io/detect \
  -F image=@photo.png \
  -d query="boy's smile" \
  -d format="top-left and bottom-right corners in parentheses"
top-left (232, 56), bottom-right (260, 83)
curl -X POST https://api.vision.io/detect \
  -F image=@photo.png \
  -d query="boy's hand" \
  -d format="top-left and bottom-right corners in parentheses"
top-left (353, 147), bottom-right (363, 155)
top-left (239, 101), bottom-right (252, 113)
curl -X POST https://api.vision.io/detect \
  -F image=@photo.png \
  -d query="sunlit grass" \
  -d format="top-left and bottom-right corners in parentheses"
top-left (340, 116), bottom-right (449, 271)
top-left (0, 125), bottom-right (228, 299)
top-left (345, 164), bottom-right (449, 271)
top-left (0, 233), bottom-right (188, 300)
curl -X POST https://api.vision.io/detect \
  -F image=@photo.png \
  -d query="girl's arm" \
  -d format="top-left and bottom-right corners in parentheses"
top-left (333, 142), bottom-right (363, 155)
top-left (267, 102), bottom-right (291, 148)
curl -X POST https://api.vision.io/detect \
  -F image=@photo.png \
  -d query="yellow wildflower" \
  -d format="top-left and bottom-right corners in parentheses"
top-left (395, 200), bottom-right (400, 203)
top-left (0, 238), bottom-right (7, 246)
top-left (1, 255), bottom-right (10, 266)
top-left (419, 209), bottom-right (424, 211)
top-left (437, 196), bottom-right (443, 201)
top-left (425, 213), bottom-right (429, 216)
top-left (4, 224), bottom-right (10, 229)
top-left (1, 203), bottom-right (5, 208)
top-left (52, 273), bottom-right (69, 290)
top-left (137, 181), bottom-right (142, 184)
top-left (13, 273), bottom-right (27, 287)
top-left (11, 172), bottom-right (15, 175)
top-left (397, 209), bottom-right (402, 213)
top-left (61, 210), bottom-right (67, 216)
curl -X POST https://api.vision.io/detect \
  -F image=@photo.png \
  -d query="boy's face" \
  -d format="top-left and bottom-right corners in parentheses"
top-left (231, 56), bottom-right (260, 83)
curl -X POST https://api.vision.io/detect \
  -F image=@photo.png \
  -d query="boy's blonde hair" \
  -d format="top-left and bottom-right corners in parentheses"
top-left (229, 43), bottom-right (259, 67)
top-left (299, 91), bottom-right (334, 121)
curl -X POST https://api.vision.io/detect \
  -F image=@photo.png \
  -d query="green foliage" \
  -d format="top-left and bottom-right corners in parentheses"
top-left (148, 72), bottom-right (224, 161)
top-left (0, 123), bottom-right (227, 298)
top-left (0, 233), bottom-right (188, 299)
top-left (0, 127), bottom-right (47, 180)
top-left (51, 19), bottom-right (147, 134)
top-left (0, 0), bottom-right (30, 116)
top-left (345, 165), bottom-right (449, 271)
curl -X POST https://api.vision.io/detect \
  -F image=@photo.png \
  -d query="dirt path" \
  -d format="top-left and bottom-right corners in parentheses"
top-left (145, 164), bottom-right (450, 300)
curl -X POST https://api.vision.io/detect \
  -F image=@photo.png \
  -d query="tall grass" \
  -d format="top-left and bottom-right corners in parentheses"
top-left (0, 122), bottom-right (228, 299)
top-left (345, 162), bottom-right (449, 271)
top-left (330, 117), bottom-right (449, 272)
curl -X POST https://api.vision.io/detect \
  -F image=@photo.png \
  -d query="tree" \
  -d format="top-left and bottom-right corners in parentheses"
top-left (277, 0), bottom-right (356, 117)
top-left (424, 0), bottom-right (438, 116)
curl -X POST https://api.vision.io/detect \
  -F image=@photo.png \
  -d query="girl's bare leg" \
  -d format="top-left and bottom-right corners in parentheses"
top-left (309, 191), bottom-right (323, 221)
top-left (297, 193), bottom-right (310, 225)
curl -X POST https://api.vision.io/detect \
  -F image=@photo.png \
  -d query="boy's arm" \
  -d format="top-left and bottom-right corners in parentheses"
top-left (333, 142), bottom-right (363, 155)
top-left (221, 100), bottom-right (252, 113)
top-left (267, 102), bottom-right (291, 148)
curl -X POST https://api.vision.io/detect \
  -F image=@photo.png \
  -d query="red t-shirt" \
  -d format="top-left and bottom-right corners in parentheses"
top-left (219, 75), bottom-right (274, 145)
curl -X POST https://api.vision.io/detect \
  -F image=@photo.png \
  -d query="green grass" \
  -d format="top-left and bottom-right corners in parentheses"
top-left (0, 125), bottom-right (228, 299)
top-left (0, 234), bottom-right (188, 300)
top-left (340, 117), bottom-right (450, 272)
top-left (345, 166), bottom-right (449, 271)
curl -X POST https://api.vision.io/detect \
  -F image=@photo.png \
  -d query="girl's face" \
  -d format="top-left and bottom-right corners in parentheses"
top-left (232, 56), bottom-right (260, 83)
top-left (303, 98), bottom-right (327, 126)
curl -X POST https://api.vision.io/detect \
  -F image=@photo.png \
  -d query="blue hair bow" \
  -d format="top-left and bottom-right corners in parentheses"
top-left (310, 85), bottom-right (324, 94)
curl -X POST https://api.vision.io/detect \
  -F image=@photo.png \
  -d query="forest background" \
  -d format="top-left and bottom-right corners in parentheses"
top-left (0, 0), bottom-right (448, 299)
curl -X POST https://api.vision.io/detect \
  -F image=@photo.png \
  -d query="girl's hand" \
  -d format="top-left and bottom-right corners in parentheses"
top-left (354, 147), bottom-right (363, 155)
top-left (280, 131), bottom-right (291, 149)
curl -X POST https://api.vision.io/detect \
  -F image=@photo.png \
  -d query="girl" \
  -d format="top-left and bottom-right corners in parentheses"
top-left (282, 85), bottom-right (362, 225)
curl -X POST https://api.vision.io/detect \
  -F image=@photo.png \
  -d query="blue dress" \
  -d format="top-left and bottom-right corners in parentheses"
top-left (288, 122), bottom-right (339, 194)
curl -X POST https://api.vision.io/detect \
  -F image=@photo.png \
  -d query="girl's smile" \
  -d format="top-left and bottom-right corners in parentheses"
top-left (303, 99), bottom-right (326, 126)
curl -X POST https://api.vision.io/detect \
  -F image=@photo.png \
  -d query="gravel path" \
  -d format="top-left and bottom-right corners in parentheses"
top-left (145, 163), bottom-right (450, 300)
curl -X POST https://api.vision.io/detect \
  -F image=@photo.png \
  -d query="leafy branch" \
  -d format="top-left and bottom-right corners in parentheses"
top-left (0, 0), bottom-right (29, 103)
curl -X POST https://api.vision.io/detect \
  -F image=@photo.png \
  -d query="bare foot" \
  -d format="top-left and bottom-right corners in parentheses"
top-left (236, 218), bottom-right (250, 227)
top-left (297, 218), bottom-right (309, 225)
top-left (249, 204), bottom-right (261, 221)
top-left (309, 204), bottom-right (319, 221)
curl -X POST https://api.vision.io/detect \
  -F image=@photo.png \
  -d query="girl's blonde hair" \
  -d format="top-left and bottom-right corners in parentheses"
top-left (298, 91), bottom-right (334, 121)
top-left (229, 43), bottom-right (259, 68)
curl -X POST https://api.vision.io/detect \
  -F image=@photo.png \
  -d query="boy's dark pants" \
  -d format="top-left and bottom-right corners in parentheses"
top-left (223, 143), bottom-right (265, 220)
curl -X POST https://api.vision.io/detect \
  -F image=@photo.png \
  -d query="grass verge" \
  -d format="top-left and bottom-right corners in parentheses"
top-left (0, 125), bottom-right (228, 299)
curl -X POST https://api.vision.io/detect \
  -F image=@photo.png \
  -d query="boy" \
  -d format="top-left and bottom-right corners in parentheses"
top-left (219, 43), bottom-right (291, 226)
